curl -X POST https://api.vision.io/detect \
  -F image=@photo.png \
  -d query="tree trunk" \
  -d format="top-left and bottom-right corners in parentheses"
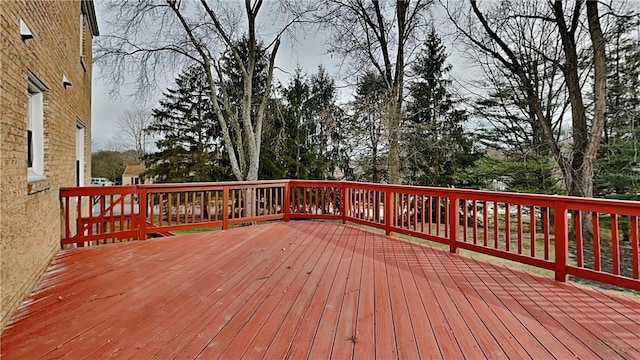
top-left (584, 0), bottom-right (607, 195)
top-left (571, 1), bottom-right (606, 243)
top-left (388, 91), bottom-right (401, 184)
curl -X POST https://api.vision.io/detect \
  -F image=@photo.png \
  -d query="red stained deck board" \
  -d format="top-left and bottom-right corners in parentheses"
top-left (306, 223), bottom-right (358, 357)
top-left (412, 245), bottom-right (486, 356)
top-left (2, 221), bottom-right (640, 359)
top-left (372, 230), bottom-right (399, 359)
top-left (427, 242), bottom-right (540, 360)
top-left (385, 240), bottom-right (422, 359)
top-left (351, 229), bottom-right (376, 359)
top-left (230, 226), bottom-right (336, 359)
top-left (388, 242), bottom-right (443, 360)
top-left (425, 245), bottom-right (510, 359)
top-left (258, 225), bottom-right (344, 359)
top-left (329, 227), bottom-right (364, 359)
top-left (486, 263), bottom-right (607, 358)
top-left (400, 239), bottom-right (465, 360)
top-left (282, 225), bottom-right (351, 359)
top-left (451, 256), bottom-right (572, 359)
top-left (1, 235), bottom-right (213, 357)
top-left (504, 264), bottom-right (640, 358)
top-left (477, 260), bottom-right (625, 358)
top-left (95, 224), bottom-right (306, 359)
top-left (537, 272), bottom-right (640, 337)
top-left (206, 223), bottom-right (330, 359)
top-left (165, 222), bottom-right (319, 359)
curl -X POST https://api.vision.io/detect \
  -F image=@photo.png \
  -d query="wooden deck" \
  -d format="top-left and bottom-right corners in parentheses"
top-left (2, 221), bottom-right (640, 359)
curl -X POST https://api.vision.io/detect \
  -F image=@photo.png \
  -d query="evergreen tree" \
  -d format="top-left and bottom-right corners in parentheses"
top-left (348, 72), bottom-right (389, 183)
top-left (144, 66), bottom-right (231, 183)
top-left (595, 14), bottom-right (640, 200)
top-left (472, 79), bottom-right (563, 194)
top-left (403, 27), bottom-right (480, 187)
top-left (282, 68), bottom-right (315, 179)
top-left (260, 66), bottom-right (345, 180)
top-left (257, 96), bottom-right (289, 180)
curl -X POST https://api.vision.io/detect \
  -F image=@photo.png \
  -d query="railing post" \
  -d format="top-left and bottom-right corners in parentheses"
top-left (553, 200), bottom-right (568, 282)
top-left (449, 194), bottom-right (459, 253)
top-left (341, 183), bottom-right (347, 224)
top-left (384, 190), bottom-right (392, 235)
top-left (222, 186), bottom-right (229, 230)
top-left (284, 182), bottom-right (291, 222)
top-left (138, 186), bottom-right (147, 240)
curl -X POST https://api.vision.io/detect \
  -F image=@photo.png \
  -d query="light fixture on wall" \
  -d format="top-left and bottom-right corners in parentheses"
top-left (62, 75), bottom-right (72, 89)
top-left (20, 19), bottom-right (34, 40)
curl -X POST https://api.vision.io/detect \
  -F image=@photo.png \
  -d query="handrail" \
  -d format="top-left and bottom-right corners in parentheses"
top-left (60, 180), bottom-right (640, 291)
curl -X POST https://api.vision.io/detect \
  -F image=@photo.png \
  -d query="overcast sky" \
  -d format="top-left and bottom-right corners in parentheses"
top-left (90, 1), bottom-right (477, 151)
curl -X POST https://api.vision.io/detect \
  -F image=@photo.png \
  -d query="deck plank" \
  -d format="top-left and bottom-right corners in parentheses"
top-left (427, 244), bottom-right (537, 360)
top-left (215, 223), bottom-right (331, 359)
top-left (385, 240), bottom-right (422, 359)
top-left (351, 228), bottom-right (376, 360)
top-left (173, 223), bottom-right (319, 359)
top-left (306, 224), bottom-right (358, 358)
top-left (330, 227), bottom-right (365, 359)
top-left (2, 221), bottom-right (639, 360)
top-left (284, 225), bottom-right (350, 359)
top-left (65, 228), bottom-right (280, 358)
top-left (412, 244), bottom-right (486, 356)
top-left (372, 230), bottom-right (399, 359)
top-left (257, 224), bottom-right (343, 359)
top-left (427, 246), bottom-right (511, 359)
top-left (476, 259), bottom-right (617, 358)
top-left (452, 254), bottom-right (573, 359)
top-left (2, 233), bottom-right (224, 358)
top-left (399, 238), bottom-right (465, 360)
top-left (504, 264), bottom-right (640, 358)
top-left (110, 225), bottom-right (303, 359)
top-left (389, 239), bottom-right (444, 359)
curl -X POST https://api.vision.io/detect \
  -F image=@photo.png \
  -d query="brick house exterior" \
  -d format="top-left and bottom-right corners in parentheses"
top-left (0, 0), bottom-right (98, 329)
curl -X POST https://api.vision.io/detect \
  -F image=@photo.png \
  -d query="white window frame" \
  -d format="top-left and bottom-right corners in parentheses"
top-left (27, 74), bottom-right (47, 182)
top-left (76, 123), bottom-right (86, 186)
top-left (79, 14), bottom-right (87, 71)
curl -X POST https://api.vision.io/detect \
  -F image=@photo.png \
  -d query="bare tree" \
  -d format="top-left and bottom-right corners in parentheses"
top-left (96, 0), bottom-right (317, 181)
top-left (111, 108), bottom-right (153, 162)
top-left (445, 0), bottom-right (607, 199)
top-left (316, 0), bottom-right (432, 184)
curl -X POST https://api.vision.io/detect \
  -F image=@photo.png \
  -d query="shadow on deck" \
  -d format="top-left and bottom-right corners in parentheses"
top-left (2, 221), bottom-right (639, 359)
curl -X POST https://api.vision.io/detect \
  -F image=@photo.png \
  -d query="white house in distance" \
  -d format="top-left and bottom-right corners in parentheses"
top-left (122, 164), bottom-right (153, 185)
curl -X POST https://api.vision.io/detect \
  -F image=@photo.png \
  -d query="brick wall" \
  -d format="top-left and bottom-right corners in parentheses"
top-left (0, 0), bottom-right (95, 330)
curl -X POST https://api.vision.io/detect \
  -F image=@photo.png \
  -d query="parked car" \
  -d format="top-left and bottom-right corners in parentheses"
top-left (91, 177), bottom-right (114, 186)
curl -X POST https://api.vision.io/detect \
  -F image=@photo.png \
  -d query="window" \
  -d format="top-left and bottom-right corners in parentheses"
top-left (76, 123), bottom-right (86, 186)
top-left (27, 74), bottom-right (47, 181)
top-left (79, 14), bottom-right (87, 71)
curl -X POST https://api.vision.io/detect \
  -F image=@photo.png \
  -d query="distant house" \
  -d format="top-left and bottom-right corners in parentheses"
top-left (0, 0), bottom-right (99, 330)
top-left (490, 179), bottom-right (508, 192)
top-left (122, 164), bottom-right (154, 185)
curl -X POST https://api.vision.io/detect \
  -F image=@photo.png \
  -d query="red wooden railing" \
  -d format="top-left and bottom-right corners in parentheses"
top-left (61, 180), bottom-right (640, 291)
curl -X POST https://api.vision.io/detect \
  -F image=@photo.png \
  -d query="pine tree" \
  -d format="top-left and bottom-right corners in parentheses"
top-left (144, 66), bottom-right (231, 183)
top-left (403, 27), bottom-right (480, 187)
top-left (281, 68), bottom-right (314, 179)
top-left (260, 66), bottom-right (344, 180)
top-left (595, 14), bottom-right (640, 200)
top-left (349, 72), bottom-right (389, 183)
top-left (472, 78), bottom-right (563, 194)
